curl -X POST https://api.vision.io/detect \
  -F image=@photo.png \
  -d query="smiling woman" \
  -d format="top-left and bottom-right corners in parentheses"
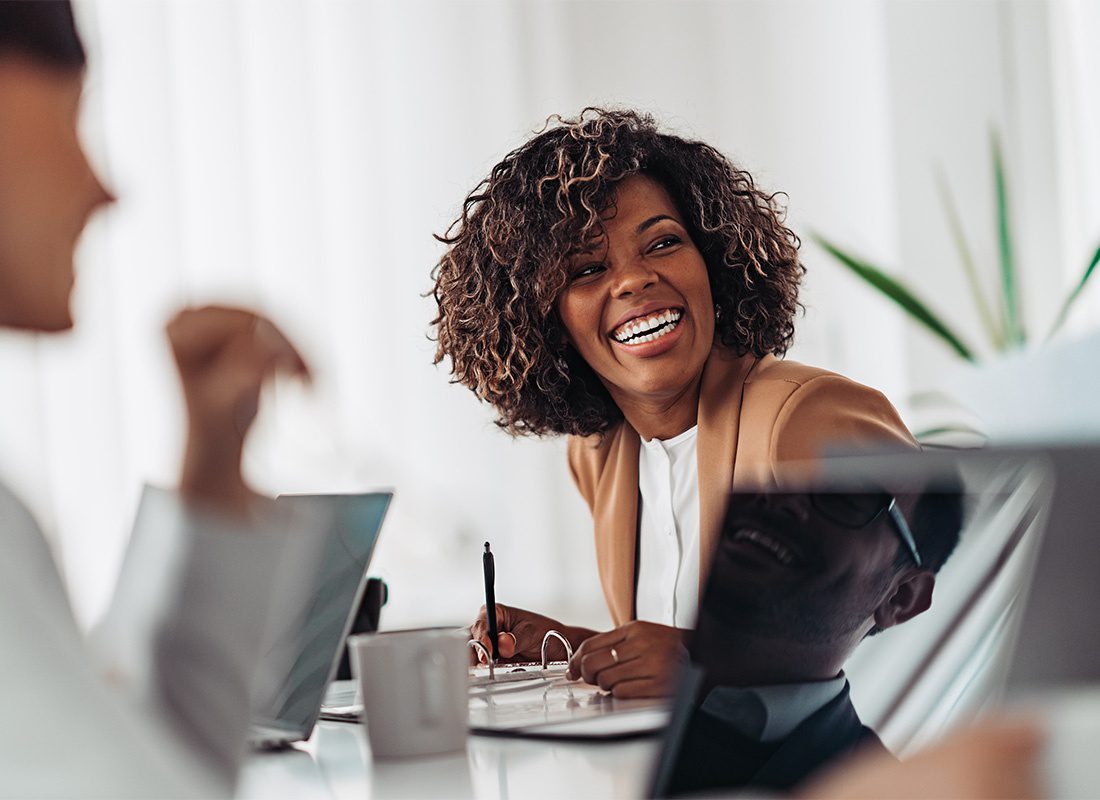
top-left (432, 108), bottom-right (918, 699)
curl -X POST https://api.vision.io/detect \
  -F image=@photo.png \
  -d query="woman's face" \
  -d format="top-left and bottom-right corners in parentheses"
top-left (556, 174), bottom-right (715, 412)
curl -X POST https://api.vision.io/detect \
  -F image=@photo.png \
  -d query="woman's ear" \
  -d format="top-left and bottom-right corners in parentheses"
top-left (873, 571), bottom-right (935, 632)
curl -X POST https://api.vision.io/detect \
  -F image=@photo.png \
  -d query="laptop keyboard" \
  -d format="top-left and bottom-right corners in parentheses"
top-left (324, 679), bottom-right (359, 707)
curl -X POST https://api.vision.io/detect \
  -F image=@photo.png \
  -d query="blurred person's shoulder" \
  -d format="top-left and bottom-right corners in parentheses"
top-left (0, 480), bottom-right (49, 557)
top-left (0, 480), bottom-right (72, 611)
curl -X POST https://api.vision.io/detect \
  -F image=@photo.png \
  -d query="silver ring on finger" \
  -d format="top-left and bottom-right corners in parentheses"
top-left (611, 647), bottom-right (620, 664)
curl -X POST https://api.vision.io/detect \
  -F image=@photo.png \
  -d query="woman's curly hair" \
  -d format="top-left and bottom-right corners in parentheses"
top-left (431, 108), bottom-right (804, 438)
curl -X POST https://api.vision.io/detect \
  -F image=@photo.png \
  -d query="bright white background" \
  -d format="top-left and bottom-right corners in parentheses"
top-left (0, 0), bottom-right (1096, 632)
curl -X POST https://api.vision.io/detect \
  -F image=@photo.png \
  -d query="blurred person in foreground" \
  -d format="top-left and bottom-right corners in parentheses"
top-left (0, 2), bottom-right (312, 796)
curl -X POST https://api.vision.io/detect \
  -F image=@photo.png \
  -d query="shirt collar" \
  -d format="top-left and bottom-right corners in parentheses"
top-left (639, 424), bottom-right (699, 452)
top-left (700, 674), bottom-right (849, 743)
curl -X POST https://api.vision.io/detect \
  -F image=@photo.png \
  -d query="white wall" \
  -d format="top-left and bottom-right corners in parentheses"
top-left (1, 0), bottom-right (1094, 632)
top-left (885, 2), bottom-right (1062, 374)
top-left (1049, 0), bottom-right (1100, 334)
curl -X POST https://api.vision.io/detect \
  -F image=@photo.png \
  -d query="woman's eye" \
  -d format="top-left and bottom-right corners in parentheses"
top-left (570, 263), bottom-right (605, 281)
top-left (649, 235), bottom-right (682, 252)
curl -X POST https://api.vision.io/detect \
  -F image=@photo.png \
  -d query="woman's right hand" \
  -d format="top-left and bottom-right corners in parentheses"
top-left (468, 604), bottom-right (575, 664)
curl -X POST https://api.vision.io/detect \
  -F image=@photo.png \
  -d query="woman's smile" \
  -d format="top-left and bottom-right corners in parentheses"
top-left (610, 306), bottom-right (683, 343)
top-left (608, 305), bottom-right (686, 357)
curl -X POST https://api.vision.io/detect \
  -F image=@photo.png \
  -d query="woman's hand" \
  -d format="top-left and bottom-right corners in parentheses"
top-left (469, 604), bottom-right (587, 664)
top-left (566, 620), bottom-right (689, 698)
top-left (167, 306), bottom-right (309, 516)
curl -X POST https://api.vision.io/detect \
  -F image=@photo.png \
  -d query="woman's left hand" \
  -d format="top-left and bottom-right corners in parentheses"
top-left (566, 621), bottom-right (689, 698)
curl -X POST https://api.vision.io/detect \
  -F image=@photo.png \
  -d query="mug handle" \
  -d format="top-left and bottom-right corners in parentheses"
top-left (418, 649), bottom-right (448, 725)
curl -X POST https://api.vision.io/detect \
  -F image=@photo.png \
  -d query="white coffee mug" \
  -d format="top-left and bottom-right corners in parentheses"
top-left (348, 628), bottom-right (469, 759)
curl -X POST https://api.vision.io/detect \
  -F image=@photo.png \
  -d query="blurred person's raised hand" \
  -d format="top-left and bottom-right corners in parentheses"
top-left (799, 718), bottom-right (1043, 800)
top-left (469, 604), bottom-right (590, 665)
top-left (168, 306), bottom-right (310, 516)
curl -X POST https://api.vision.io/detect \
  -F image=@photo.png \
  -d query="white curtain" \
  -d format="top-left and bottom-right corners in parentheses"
top-left (1, 0), bottom-right (1093, 637)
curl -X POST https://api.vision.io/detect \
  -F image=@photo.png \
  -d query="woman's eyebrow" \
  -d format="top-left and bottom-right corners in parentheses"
top-left (567, 236), bottom-right (606, 257)
top-left (635, 214), bottom-right (677, 235)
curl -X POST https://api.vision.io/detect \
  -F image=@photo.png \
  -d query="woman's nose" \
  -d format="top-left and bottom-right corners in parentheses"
top-left (79, 144), bottom-right (116, 216)
top-left (610, 257), bottom-right (658, 297)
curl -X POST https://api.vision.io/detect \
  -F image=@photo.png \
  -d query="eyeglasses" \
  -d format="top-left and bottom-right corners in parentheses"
top-left (809, 492), bottom-right (922, 568)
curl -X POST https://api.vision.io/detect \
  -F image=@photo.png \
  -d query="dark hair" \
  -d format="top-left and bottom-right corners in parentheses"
top-left (864, 478), bottom-right (963, 636)
top-left (0, 1), bottom-right (86, 69)
top-left (900, 482), bottom-right (965, 574)
top-left (431, 108), bottom-right (804, 438)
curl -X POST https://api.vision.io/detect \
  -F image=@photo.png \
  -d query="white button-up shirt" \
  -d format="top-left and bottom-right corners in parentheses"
top-left (635, 425), bottom-right (700, 628)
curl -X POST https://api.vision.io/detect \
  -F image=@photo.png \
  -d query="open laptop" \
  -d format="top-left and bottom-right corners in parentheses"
top-left (248, 491), bottom-right (391, 749)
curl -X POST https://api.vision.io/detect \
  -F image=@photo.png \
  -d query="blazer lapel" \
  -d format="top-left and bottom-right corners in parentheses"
top-left (696, 349), bottom-right (757, 588)
top-left (593, 424), bottom-right (641, 626)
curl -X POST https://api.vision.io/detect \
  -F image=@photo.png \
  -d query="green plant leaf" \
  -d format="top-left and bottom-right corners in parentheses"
top-left (993, 132), bottom-right (1025, 346)
top-left (1048, 240), bottom-right (1100, 339)
top-left (914, 424), bottom-right (989, 440)
top-left (812, 234), bottom-right (977, 362)
top-left (936, 168), bottom-right (1003, 349)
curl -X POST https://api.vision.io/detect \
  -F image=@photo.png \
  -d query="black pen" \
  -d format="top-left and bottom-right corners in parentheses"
top-left (483, 542), bottom-right (500, 664)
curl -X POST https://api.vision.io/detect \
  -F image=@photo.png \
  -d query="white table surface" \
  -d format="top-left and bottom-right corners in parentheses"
top-left (241, 688), bottom-right (1100, 800)
top-left (240, 721), bottom-right (660, 800)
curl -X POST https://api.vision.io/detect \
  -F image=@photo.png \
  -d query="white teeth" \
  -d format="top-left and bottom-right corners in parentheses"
top-left (612, 309), bottom-right (684, 344)
top-left (733, 528), bottom-right (795, 565)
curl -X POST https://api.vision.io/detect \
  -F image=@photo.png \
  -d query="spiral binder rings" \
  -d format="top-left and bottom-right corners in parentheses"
top-left (466, 630), bottom-right (573, 686)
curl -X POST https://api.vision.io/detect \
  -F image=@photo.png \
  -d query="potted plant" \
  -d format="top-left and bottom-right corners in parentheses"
top-left (814, 135), bottom-right (1100, 444)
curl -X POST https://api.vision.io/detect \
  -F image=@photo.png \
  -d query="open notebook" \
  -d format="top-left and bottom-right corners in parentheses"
top-left (321, 655), bottom-right (669, 740)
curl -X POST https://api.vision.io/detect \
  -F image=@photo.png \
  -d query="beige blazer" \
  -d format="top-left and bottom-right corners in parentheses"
top-left (567, 348), bottom-right (918, 627)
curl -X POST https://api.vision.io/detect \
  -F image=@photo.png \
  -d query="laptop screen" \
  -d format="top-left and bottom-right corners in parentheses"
top-left (253, 492), bottom-right (392, 735)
